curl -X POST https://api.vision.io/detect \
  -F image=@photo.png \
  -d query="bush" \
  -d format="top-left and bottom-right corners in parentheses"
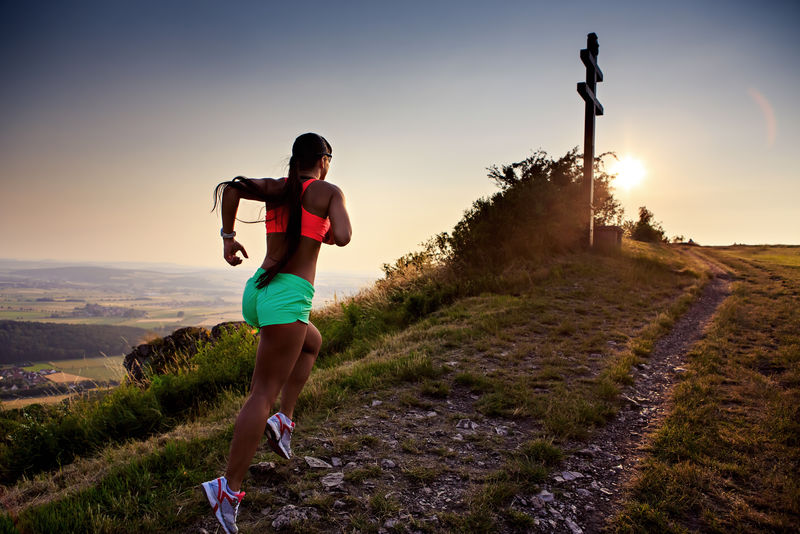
top-left (448, 149), bottom-right (620, 272)
top-left (630, 206), bottom-right (667, 243)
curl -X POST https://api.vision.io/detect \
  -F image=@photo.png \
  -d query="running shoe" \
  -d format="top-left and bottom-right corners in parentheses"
top-left (201, 476), bottom-right (245, 534)
top-left (265, 412), bottom-right (295, 459)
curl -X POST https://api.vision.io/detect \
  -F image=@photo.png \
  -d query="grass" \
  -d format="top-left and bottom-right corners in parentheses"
top-left (610, 246), bottom-right (800, 533)
top-left (2, 240), bottom-right (720, 533)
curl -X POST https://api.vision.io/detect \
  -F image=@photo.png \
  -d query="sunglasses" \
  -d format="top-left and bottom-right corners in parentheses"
top-left (319, 153), bottom-right (333, 159)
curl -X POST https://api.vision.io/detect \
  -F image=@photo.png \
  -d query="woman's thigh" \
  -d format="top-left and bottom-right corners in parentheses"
top-left (250, 321), bottom-right (308, 394)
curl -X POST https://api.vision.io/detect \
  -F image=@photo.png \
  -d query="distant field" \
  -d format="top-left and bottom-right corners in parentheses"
top-left (46, 371), bottom-right (88, 384)
top-left (0, 263), bottom-right (376, 332)
top-left (1, 393), bottom-right (74, 410)
top-left (2, 357), bottom-right (126, 411)
top-left (22, 355), bottom-right (126, 382)
top-left (0, 289), bottom-right (240, 331)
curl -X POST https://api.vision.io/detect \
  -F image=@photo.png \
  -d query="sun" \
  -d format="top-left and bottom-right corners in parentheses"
top-left (610, 156), bottom-right (646, 190)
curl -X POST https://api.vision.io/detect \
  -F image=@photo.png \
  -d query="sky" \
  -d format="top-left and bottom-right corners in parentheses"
top-left (1, 0), bottom-right (798, 277)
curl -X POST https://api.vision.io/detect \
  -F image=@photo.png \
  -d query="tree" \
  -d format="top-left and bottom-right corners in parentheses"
top-left (631, 206), bottom-right (666, 243)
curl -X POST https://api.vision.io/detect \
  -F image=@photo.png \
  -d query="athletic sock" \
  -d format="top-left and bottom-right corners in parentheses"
top-left (221, 477), bottom-right (242, 498)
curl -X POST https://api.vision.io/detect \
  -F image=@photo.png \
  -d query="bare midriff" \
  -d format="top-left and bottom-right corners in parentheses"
top-left (260, 235), bottom-right (321, 286)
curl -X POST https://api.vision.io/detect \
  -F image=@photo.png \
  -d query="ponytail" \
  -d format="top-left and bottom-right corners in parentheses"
top-left (255, 156), bottom-right (304, 289)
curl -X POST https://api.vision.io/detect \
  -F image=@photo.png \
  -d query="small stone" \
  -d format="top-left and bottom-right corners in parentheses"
top-left (554, 476), bottom-right (565, 482)
top-left (249, 461), bottom-right (277, 477)
top-left (426, 411), bottom-right (438, 418)
top-left (494, 426), bottom-right (509, 436)
top-left (548, 506), bottom-right (563, 520)
top-left (577, 448), bottom-right (595, 457)
top-left (562, 471), bottom-right (577, 481)
top-left (537, 489), bottom-right (554, 502)
top-left (453, 433), bottom-right (464, 441)
top-left (422, 487), bottom-right (433, 494)
top-left (599, 487), bottom-right (613, 495)
top-left (331, 457), bottom-right (342, 467)
top-left (321, 472), bottom-right (345, 488)
top-left (372, 399), bottom-right (383, 406)
top-left (456, 419), bottom-right (478, 430)
top-left (271, 505), bottom-right (320, 530)
top-left (565, 517), bottom-right (583, 534)
top-left (384, 519), bottom-right (398, 529)
top-left (333, 499), bottom-right (346, 508)
top-left (305, 456), bottom-right (333, 469)
top-left (576, 488), bottom-right (591, 497)
top-left (344, 462), bottom-right (358, 469)
top-left (198, 529), bottom-right (209, 534)
top-left (381, 459), bottom-right (397, 469)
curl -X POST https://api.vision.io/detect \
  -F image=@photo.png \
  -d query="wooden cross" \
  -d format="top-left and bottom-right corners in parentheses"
top-left (577, 32), bottom-right (603, 247)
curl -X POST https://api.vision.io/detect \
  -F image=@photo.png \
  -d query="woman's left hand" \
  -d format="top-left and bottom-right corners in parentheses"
top-left (223, 239), bottom-right (248, 266)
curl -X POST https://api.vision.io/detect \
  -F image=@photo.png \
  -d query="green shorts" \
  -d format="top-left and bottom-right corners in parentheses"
top-left (242, 269), bottom-right (314, 327)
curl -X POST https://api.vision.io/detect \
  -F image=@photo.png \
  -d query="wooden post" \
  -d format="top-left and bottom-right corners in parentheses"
top-left (577, 33), bottom-right (603, 248)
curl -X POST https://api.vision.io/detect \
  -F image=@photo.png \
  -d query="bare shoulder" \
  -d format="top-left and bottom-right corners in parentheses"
top-left (321, 181), bottom-right (345, 198)
top-left (309, 180), bottom-right (344, 199)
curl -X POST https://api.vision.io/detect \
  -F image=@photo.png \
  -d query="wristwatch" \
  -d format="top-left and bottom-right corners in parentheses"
top-left (220, 228), bottom-right (236, 239)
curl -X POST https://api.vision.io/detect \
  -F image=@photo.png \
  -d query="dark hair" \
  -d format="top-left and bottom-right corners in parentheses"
top-left (212, 133), bottom-right (332, 288)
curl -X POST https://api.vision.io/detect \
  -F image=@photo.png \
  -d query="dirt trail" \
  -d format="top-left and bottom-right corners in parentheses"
top-left (535, 251), bottom-right (732, 533)
top-left (192, 250), bottom-right (733, 534)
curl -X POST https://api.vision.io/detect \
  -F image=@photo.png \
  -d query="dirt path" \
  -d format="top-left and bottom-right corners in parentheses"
top-left (530, 252), bottom-right (732, 533)
top-left (192, 251), bottom-right (733, 534)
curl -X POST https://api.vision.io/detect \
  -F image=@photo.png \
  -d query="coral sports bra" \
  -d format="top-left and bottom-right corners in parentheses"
top-left (265, 178), bottom-right (331, 242)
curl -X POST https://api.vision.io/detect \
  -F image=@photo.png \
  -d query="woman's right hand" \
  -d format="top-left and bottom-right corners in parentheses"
top-left (223, 239), bottom-right (249, 266)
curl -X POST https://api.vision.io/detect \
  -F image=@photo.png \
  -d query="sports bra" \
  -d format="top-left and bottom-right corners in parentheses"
top-left (265, 178), bottom-right (331, 242)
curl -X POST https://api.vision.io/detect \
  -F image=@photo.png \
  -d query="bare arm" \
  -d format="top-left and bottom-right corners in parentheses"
top-left (219, 178), bottom-right (284, 265)
top-left (325, 186), bottom-right (352, 246)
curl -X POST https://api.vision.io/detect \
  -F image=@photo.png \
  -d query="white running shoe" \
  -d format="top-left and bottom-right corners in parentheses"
top-left (201, 476), bottom-right (245, 534)
top-left (265, 412), bottom-right (295, 459)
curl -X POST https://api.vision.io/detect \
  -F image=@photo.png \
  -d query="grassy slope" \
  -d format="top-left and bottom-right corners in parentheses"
top-left (1, 241), bottom-right (711, 533)
top-left (611, 246), bottom-right (800, 533)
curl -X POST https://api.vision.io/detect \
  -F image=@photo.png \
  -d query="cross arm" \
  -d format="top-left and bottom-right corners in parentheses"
top-left (577, 82), bottom-right (604, 116)
top-left (580, 49), bottom-right (604, 82)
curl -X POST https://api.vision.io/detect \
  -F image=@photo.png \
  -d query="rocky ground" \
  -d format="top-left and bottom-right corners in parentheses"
top-left (192, 255), bottom-right (732, 534)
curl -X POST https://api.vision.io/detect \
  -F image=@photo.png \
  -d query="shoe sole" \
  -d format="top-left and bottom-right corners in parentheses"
top-left (201, 481), bottom-right (234, 534)
top-left (265, 419), bottom-right (291, 460)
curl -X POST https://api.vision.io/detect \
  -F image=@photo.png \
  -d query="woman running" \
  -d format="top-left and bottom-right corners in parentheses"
top-left (202, 133), bottom-right (351, 534)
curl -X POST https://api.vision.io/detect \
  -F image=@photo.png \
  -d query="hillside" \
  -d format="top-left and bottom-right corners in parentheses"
top-left (0, 241), bottom-right (704, 531)
top-left (2, 244), bottom-right (796, 534)
top-left (1, 149), bottom-right (797, 533)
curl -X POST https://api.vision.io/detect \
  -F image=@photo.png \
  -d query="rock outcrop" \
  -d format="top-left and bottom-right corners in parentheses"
top-left (123, 321), bottom-right (248, 381)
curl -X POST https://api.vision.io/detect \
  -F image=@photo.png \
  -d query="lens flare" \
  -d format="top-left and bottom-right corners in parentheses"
top-left (610, 156), bottom-right (646, 190)
top-left (748, 88), bottom-right (776, 146)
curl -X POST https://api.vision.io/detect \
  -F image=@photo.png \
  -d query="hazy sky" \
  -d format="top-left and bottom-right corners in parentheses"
top-left (1, 0), bottom-right (798, 276)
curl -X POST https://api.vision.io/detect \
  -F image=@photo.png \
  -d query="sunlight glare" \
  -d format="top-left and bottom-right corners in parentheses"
top-left (610, 156), bottom-right (646, 190)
